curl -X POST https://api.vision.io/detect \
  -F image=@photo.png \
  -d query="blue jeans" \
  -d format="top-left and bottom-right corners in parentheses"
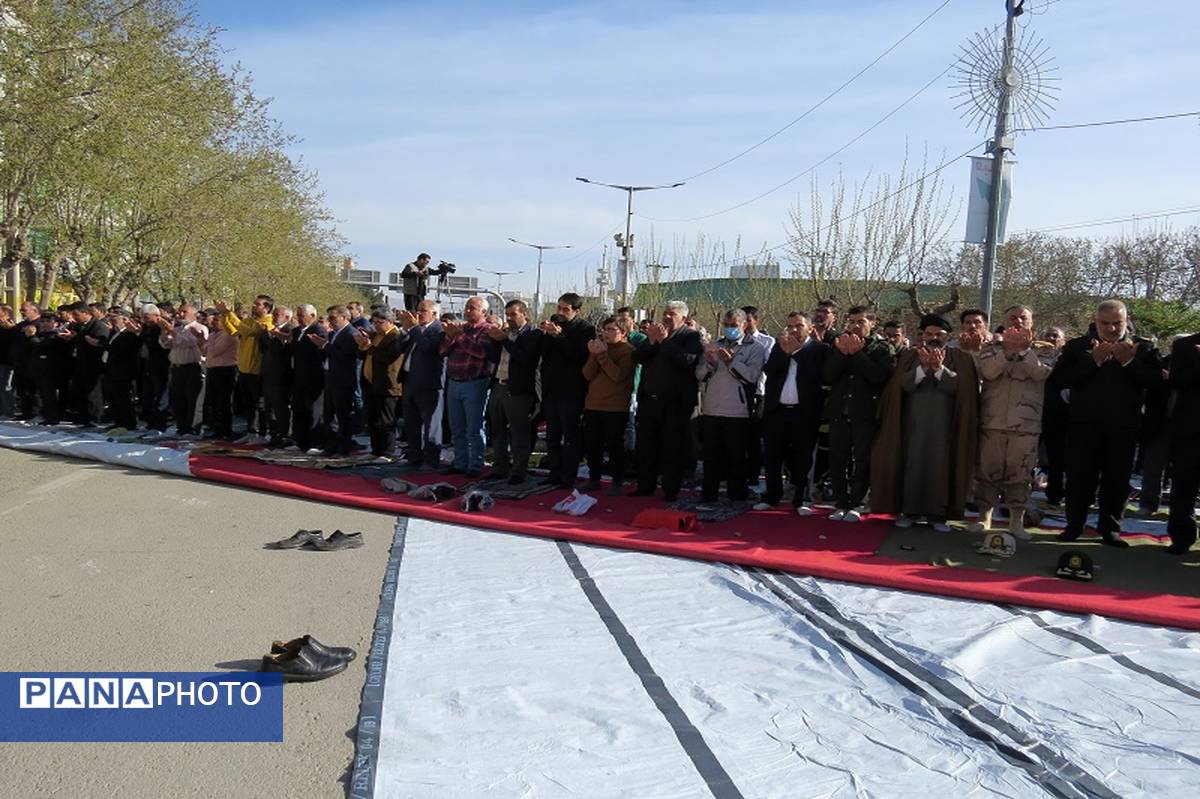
top-left (447, 377), bottom-right (489, 471)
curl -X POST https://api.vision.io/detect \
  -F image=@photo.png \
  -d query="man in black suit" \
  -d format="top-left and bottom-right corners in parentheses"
top-left (1166, 331), bottom-right (1200, 554)
top-left (259, 305), bottom-right (296, 447)
top-left (289, 304), bottom-right (327, 453)
top-left (396, 299), bottom-right (446, 468)
top-left (538, 292), bottom-right (594, 487)
top-left (316, 305), bottom-right (364, 456)
top-left (487, 299), bottom-right (543, 484)
top-left (101, 308), bottom-right (142, 430)
top-left (1050, 299), bottom-right (1163, 547)
top-left (630, 300), bottom-right (705, 501)
top-left (761, 311), bottom-right (831, 513)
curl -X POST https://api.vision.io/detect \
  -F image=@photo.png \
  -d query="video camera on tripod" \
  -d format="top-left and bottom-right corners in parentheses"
top-left (431, 260), bottom-right (457, 278)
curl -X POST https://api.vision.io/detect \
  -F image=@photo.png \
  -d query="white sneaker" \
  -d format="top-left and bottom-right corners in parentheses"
top-left (844, 509), bottom-right (863, 523)
top-left (829, 509), bottom-right (847, 521)
top-left (753, 502), bottom-right (772, 511)
top-left (933, 521), bottom-right (952, 533)
top-left (895, 515), bottom-right (914, 528)
top-left (796, 505), bottom-right (813, 517)
top-left (234, 434), bottom-right (254, 444)
top-left (371, 455), bottom-right (392, 464)
top-left (305, 448), bottom-right (324, 456)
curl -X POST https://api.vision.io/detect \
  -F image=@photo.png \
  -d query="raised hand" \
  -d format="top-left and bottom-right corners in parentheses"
top-left (1091, 339), bottom-right (1114, 366)
top-left (928, 346), bottom-right (946, 372)
top-left (958, 331), bottom-right (984, 352)
top-left (1112, 339), bottom-right (1138, 365)
top-left (1002, 327), bottom-right (1032, 354)
top-left (586, 338), bottom-right (606, 355)
top-left (539, 320), bottom-right (562, 337)
top-left (214, 300), bottom-right (229, 315)
top-left (396, 310), bottom-right (418, 329)
top-left (647, 323), bottom-right (667, 344)
top-left (485, 325), bottom-right (508, 342)
top-left (306, 332), bottom-right (326, 347)
top-left (443, 320), bottom-right (463, 339)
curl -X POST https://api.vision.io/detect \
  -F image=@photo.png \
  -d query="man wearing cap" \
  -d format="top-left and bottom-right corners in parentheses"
top-left (870, 313), bottom-right (979, 531)
top-left (966, 305), bottom-right (1056, 540)
top-left (1050, 299), bottom-right (1162, 548)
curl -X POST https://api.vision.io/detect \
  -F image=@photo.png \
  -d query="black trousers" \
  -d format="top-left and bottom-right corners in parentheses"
top-left (103, 376), bottom-right (137, 430)
top-left (169, 363), bottom-right (203, 434)
top-left (489, 384), bottom-right (535, 478)
top-left (34, 361), bottom-right (61, 424)
top-left (291, 380), bottom-right (323, 451)
top-left (745, 409), bottom-right (764, 486)
top-left (1138, 427), bottom-right (1172, 511)
top-left (763, 406), bottom-right (820, 506)
top-left (1167, 430), bottom-right (1200, 549)
top-left (263, 376), bottom-right (291, 442)
top-left (141, 370), bottom-right (169, 430)
top-left (702, 415), bottom-right (750, 501)
top-left (403, 388), bottom-right (442, 467)
top-left (403, 293), bottom-right (424, 312)
top-left (1040, 426), bottom-right (1068, 504)
top-left (205, 366), bottom-right (237, 438)
top-left (364, 390), bottom-right (399, 456)
top-left (544, 394), bottom-right (584, 485)
top-left (323, 383), bottom-right (356, 455)
top-left (72, 366), bottom-right (102, 424)
top-left (14, 363), bottom-right (37, 417)
top-left (585, 409), bottom-right (628, 484)
top-left (635, 397), bottom-right (690, 499)
top-left (1065, 421), bottom-right (1138, 537)
top-left (237, 372), bottom-right (264, 435)
top-left (828, 414), bottom-right (877, 510)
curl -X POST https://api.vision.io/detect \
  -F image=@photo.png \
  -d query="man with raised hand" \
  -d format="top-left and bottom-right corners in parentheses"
top-left (1050, 299), bottom-right (1163, 548)
top-left (967, 305), bottom-right (1056, 540)
top-left (395, 300), bottom-right (446, 469)
top-left (823, 305), bottom-right (895, 523)
top-left (218, 295), bottom-right (275, 443)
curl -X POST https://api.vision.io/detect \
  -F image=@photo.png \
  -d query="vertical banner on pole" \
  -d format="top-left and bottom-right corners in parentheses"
top-left (614, 259), bottom-right (629, 301)
top-left (964, 156), bottom-right (1014, 244)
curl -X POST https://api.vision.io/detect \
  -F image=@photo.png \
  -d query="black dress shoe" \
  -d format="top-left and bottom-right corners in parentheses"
top-left (1165, 540), bottom-right (1196, 555)
top-left (266, 529), bottom-right (323, 549)
top-left (310, 530), bottom-right (364, 551)
top-left (271, 635), bottom-right (357, 662)
top-left (538, 476), bottom-right (562, 487)
top-left (1057, 529), bottom-right (1082, 542)
top-left (260, 642), bottom-right (351, 682)
top-left (506, 474), bottom-right (525, 486)
top-left (1101, 533), bottom-right (1130, 549)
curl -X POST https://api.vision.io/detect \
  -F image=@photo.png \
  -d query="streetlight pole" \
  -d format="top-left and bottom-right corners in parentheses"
top-left (980, 0), bottom-right (1023, 324)
top-left (575, 177), bottom-right (685, 305)
top-left (507, 238), bottom-right (572, 316)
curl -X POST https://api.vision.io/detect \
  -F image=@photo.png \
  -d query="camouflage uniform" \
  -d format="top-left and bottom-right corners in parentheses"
top-left (974, 341), bottom-right (1057, 513)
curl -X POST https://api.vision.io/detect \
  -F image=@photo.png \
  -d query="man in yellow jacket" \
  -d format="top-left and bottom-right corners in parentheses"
top-left (216, 296), bottom-right (275, 443)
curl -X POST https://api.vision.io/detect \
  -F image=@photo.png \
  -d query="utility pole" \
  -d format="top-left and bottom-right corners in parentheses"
top-left (980, 0), bottom-right (1024, 324)
top-left (575, 177), bottom-right (685, 305)
top-left (507, 238), bottom-right (572, 317)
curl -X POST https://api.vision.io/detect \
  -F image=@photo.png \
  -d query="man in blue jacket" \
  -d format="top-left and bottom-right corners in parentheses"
top-left (396, 300), bottom-right (446, 469)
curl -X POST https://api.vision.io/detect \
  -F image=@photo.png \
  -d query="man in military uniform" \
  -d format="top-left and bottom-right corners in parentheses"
top-left (965, 305), bottom-right (1056, 539)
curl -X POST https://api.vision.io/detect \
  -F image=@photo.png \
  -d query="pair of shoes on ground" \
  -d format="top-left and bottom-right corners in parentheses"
top-left (828, 508), bottom-right (864, 523)
top-left (965, 509), bottom-right (1033, 541)
top-left (1057, 528), bottom-right (1130, 548)
top-left (896, 516), bottom-right (953, 533)
top-left (260, 635), bottom-right (357, 682)
top-left (266, 529), bottom-right (363, 551)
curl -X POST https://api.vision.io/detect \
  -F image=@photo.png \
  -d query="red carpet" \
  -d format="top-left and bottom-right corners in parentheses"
top-left (189, 454), bottom-right (1200, 631)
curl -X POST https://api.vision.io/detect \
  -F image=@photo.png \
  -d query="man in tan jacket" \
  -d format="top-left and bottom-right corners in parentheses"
top-left (964, 304), bottom-right (1057, 539)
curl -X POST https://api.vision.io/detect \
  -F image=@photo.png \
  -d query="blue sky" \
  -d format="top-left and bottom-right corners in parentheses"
top-left (195, 0), bottom-right (1200, 297)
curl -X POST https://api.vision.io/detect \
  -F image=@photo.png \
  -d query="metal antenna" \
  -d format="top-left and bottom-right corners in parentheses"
top-left (950, 0), bottom-right (1059, 321)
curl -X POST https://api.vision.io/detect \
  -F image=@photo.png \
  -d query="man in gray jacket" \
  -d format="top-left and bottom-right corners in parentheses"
top-left (695, 309), bottom-right (767, 502)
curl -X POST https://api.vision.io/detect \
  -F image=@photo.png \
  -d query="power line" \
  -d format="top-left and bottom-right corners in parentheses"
top-left (672, 140), bottom-right (984, 273)
top-left (675, 0), bottom-right (957, 184)
top-left (1021, 204), bottom-right (1200, 234)
top-left (1014, 110), bottom-right (1200, 133)
top-left (541, 224), bottom-right (623, 265)
top-left (641, 54), bottom-right (965, 223)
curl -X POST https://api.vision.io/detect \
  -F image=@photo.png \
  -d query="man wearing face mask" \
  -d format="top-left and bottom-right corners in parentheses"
top-left (630, 300), bottom-right (705, 501)
top-left (871, 314), bottom-right (979, 531)
top-left (1050, 299), bottom-right (1162, 547)
top-left (695, 309), bottom-right (767, 503)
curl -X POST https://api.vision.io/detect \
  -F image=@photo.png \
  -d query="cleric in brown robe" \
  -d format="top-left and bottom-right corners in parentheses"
top-left (869, 314), bottom-right (979, 529)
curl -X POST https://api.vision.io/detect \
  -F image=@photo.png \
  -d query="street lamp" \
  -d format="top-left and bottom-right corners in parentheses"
top-left (480, 269), bottom-right (517, 296)
top-left (507, 238), bottom-right (572, 316)
top-left (575, 177), bottom-right (685, 305)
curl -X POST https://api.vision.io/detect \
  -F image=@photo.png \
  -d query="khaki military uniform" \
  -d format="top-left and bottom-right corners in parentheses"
top-left (974, 341), bottom-right (1057, 510)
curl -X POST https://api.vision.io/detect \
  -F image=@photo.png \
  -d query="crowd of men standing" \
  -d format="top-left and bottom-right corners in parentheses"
top-left (0, 288), bottom-right (1196, 556)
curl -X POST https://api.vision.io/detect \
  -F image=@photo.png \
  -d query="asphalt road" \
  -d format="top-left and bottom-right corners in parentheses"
top-left (0, 447), bottom-right (395, 798)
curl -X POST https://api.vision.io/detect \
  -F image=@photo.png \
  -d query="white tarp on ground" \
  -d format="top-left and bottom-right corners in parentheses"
top-left (371, 519), bottom-right (1200, 799)
top-left (0, 422), bottom-right (192, 477)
